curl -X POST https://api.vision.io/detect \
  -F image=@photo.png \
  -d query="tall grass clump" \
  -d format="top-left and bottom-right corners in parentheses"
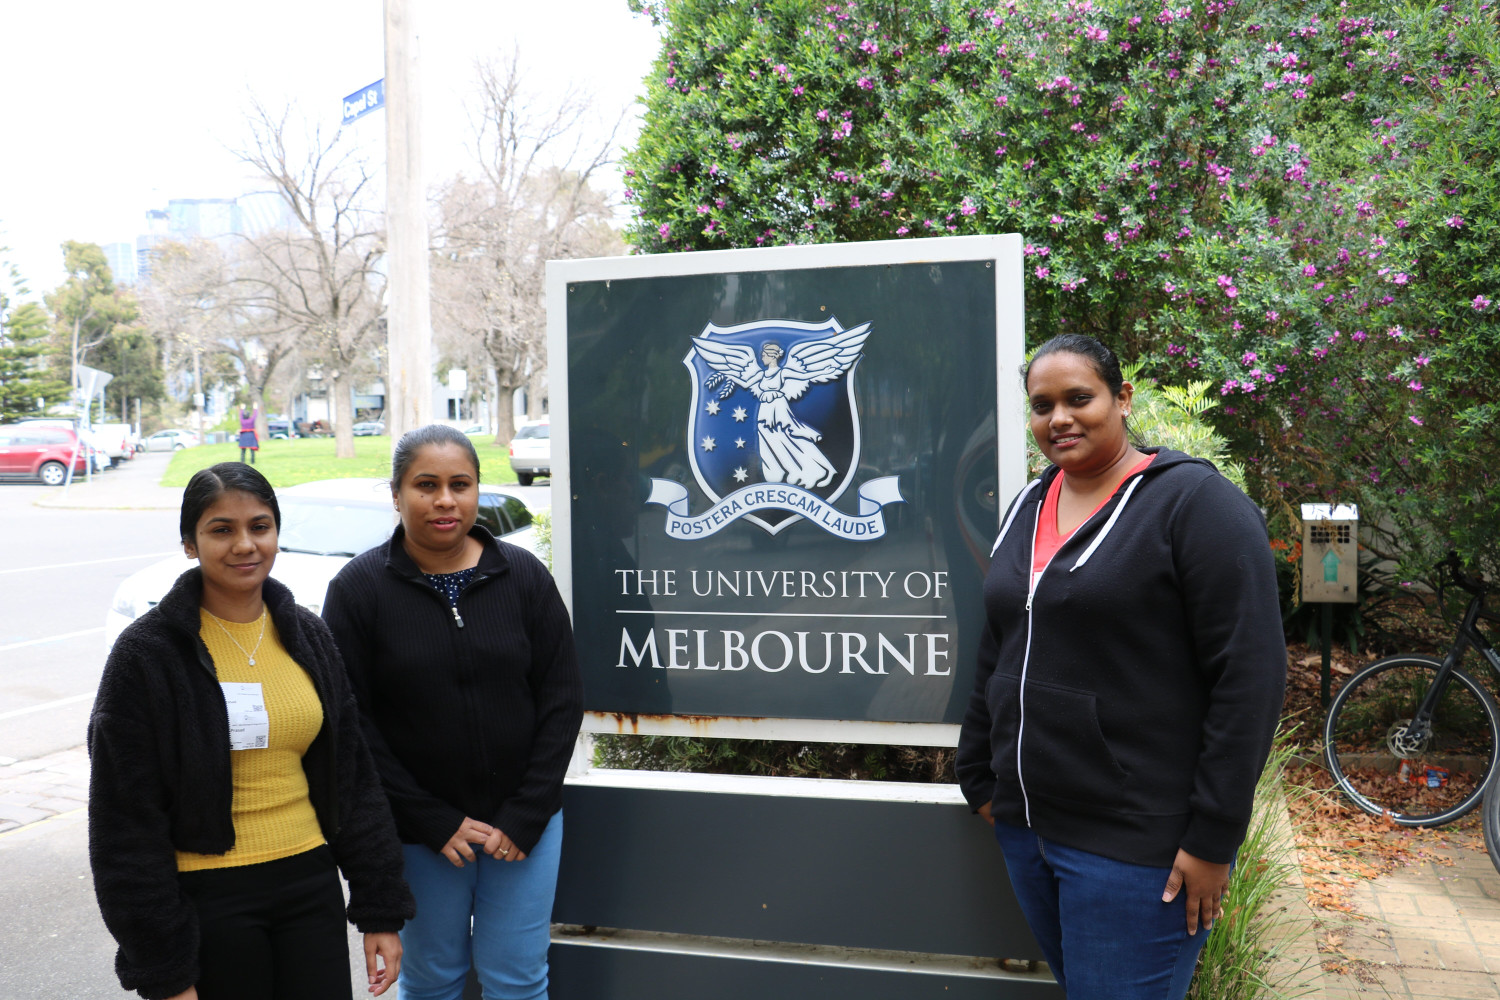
top-left (1187, 729), bottom-right (1319, 1000)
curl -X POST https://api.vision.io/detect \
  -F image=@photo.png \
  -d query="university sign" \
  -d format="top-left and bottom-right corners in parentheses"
top-left (547, 236), bottom-right (1026, 740)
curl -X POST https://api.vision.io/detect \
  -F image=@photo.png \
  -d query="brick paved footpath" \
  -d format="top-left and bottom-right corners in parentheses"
top-left (0, 747), bottom-right (90, 834)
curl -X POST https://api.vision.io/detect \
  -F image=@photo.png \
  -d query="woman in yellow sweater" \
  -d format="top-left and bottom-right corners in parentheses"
top-left (89, 462), bottom-right (414, 999)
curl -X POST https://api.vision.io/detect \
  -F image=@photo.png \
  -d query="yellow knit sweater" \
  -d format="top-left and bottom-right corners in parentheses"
top-left (176, 610), bottom-right (326, 871)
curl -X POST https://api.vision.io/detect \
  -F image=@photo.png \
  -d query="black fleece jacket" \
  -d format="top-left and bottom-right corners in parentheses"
top-left (321, 524), bottom-right (583, 857)
top-left (87, 569), bottom-right (414, 1000)
top-left (955, 449), bottom-right (1286, 867)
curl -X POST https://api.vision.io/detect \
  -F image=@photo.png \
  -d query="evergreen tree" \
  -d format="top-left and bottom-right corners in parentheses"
top-left (0, 253), bottom-right (69, 422)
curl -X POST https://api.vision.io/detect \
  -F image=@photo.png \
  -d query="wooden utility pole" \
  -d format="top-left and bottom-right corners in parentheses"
top-left (384, 0), bottom-right (433, 444)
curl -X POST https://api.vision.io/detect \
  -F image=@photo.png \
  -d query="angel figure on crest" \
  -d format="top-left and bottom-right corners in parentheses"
top-left (692, 322), bottom-right (870, 489)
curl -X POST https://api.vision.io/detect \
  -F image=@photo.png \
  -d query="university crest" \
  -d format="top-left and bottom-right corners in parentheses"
top-left (645, 317), bottom-right (903, 539)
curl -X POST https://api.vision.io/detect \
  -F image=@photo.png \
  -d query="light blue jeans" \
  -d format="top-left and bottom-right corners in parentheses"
top-left (397, 811), bottom-right (563, 1000)
top-left (993, 819), bottom-right (1210, 1000)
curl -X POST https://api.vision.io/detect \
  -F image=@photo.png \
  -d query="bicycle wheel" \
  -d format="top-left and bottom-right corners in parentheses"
top-left (1323, 654), bottom-right (1500, 826)
top-left (1485, 785), bottom-right (1500, 875)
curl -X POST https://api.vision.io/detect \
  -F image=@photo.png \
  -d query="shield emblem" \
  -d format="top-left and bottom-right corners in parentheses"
top-left (684, 317), bottom-right (868, 534)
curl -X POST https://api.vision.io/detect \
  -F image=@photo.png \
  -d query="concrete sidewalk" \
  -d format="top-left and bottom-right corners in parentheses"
top-left (33, 450), bottom-right (181, 511)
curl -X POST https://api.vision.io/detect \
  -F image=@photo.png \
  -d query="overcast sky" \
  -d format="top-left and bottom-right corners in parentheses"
top-left (0, 0), bottom-right (661, 300)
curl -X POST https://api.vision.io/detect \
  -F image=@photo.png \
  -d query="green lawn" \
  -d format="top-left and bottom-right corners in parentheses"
top-left (162, 435), bottom-right (522, 489)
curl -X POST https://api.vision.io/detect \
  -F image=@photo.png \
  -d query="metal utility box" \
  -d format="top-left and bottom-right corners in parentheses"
top-left (1301, 503), bottom-right (1358, 603)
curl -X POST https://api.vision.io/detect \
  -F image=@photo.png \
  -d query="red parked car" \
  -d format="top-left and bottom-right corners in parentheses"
top-left (0, 424), bottom-right (92, 485)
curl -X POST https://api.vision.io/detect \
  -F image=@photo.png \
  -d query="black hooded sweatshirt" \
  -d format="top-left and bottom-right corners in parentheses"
top-left (955, 449), bottom-right (1286, 867)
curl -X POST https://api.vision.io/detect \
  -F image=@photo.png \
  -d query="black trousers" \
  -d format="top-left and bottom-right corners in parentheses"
top-left (177, 845), bottom-right (352, 1000)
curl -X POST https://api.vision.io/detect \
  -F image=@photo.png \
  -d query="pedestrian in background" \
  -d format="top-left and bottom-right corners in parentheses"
top-left (323, 424), bottom-right (583, 1000)
top-left (88, 461), bottom-right (412, 1000)
top-left (956, 334), bottom-right (1285, 1000)
top-left (237, 405), bottom-right (259, 465)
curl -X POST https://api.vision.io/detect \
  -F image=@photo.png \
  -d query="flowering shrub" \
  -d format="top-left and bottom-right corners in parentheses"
top-left (623, 0), bottom-right (1500, 580)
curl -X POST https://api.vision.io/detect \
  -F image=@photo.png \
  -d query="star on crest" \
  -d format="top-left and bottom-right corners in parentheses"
top-left (733, 467), bottom-right (749, 482)
top-left (731, 406), bottom-right (748, 422)
top-left (701, 436), bottom-right (716, 452)
top-left (706, 399), bottom-right (721, 415)
top-left (734, 437), bottom-right (746, 449)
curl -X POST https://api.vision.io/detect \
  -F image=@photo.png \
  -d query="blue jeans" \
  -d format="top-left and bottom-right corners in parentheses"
top-left (993, 820), bottom-right (1208, 1000)
top-left (398, 811), bottom-right (563, 1000)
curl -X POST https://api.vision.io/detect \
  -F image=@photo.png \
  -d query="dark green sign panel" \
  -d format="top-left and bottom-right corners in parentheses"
top-left (559, 244), bottom-right (1018, 725)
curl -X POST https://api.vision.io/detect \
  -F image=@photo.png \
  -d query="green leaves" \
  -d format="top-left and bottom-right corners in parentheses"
top-left (624, 0), bottom-right (1500, 580)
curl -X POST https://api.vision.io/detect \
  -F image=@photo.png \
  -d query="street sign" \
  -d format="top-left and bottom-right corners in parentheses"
top-left (341, 80), bottom-right (385, 126)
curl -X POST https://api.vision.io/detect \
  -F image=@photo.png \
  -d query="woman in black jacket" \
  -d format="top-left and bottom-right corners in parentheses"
top-left (956, 335), bottom-right (1285, 1000)
top-left (322, 425), bottom-right (583, 1000)
top-left (88, 462), bottom-right (414, 1000)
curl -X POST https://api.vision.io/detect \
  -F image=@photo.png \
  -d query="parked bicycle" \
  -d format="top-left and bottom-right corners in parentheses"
top-left (1323, 553), bottom-right (1500, 828)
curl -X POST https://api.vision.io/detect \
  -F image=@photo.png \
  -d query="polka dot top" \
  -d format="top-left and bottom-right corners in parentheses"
top-left (423, 567), bottom-right (478, 608)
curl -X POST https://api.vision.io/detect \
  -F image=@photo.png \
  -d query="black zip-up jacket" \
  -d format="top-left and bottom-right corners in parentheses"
top-left (87, 569), bottom-right (414, 1000)
top-left (321, 524), bottom-right (583, 856)
top-left (955, 449), bottom-right (1286, 867)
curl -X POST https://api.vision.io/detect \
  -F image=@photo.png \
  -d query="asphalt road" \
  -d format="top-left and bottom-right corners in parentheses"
top-left (0, 468), bottom-right (179, 765)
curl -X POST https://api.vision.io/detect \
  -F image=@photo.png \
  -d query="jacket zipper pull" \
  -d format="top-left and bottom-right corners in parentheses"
top-left (452, 605), bottom-right (465, 628)
top-left (1025, 588), bottom-right (1035, 612)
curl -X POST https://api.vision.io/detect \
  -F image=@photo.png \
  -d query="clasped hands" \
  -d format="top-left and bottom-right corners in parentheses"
top-left (441, 816), bottom-right (527, 867)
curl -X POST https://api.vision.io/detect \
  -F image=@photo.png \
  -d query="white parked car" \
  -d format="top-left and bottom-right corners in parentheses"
top-left (143, 429), bottom-right (201, 452)
top-left (507, 419), bottom-right (550, 486)
top-left (105, 477), bottom-right (539, 648)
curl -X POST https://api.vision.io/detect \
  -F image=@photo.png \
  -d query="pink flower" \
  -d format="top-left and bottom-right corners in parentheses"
top-left (1050, 214), bottom-right (1063, 225)
top-left (657, 223), bottom-right (671, 239)
top-left (816, 109), bottom-right (830, 121)
top-left (1409, 415), bottom-right (1424, 426)
top-left (1474, 295), bottom-right (1493, 311)
top-left (1393, 272), bottom-right (1409, 285)
top-left (1302, 264), bottom-right (1317, 277)
top-left (1035, 266), bottom-right (1051, 278)
top-left (1242, 351), bottom-right (1258, 365)
top-left (1104, 231), bottom-right (1119, 244)
top-left (1070, 121), bottom-right (1086, 132)
top-left (1447, 215), bottom-right (1465, 228)
top-left (1408, 380), bottom-right (1423, 392)
top-left (857, 76), bottom-right (873, 90)
top-left (792, 85), bottom-right (804, 96)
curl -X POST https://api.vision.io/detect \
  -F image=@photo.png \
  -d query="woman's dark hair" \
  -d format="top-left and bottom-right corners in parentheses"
top-left (391, 424), bottom-right (481, 491)
top-left (1021, 334), bottom-right (1126, 395)
top-left (179, 462), bottom-right (281, 543)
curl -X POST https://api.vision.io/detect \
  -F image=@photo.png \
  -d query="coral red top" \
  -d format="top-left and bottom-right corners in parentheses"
top-left (1030, 454), bottom-right (1155, 591)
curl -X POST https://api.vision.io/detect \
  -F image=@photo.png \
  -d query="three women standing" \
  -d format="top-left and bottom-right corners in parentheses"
top-left (89, 462), bottom-right (413, 1000)
top-left (957, 335), bottom-right (1286, 1000)
top-left (323, 424), bottom-right (584, 1000)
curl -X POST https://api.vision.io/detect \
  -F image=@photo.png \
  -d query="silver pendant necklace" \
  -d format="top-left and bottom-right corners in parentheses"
top-left (205, 607), bottom-right (268, 665)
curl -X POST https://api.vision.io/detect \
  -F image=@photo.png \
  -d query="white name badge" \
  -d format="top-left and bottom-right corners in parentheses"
top-left (221, 682), bottom-right (270, 751)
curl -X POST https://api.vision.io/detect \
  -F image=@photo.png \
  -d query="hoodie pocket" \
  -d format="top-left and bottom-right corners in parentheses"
top-left (1017, 678), bottom-right (1130, 807)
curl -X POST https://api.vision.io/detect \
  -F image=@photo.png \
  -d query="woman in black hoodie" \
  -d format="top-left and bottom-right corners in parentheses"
top-left (956, 335), bottom-right (1285, 1000)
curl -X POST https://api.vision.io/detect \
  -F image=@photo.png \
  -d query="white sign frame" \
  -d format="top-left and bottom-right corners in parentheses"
top-left (546, 235), bottom-right (1026, 746)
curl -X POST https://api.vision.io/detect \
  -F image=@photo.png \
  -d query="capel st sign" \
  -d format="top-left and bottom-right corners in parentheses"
top-left (548, 236), bottom-right (1025, 737)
